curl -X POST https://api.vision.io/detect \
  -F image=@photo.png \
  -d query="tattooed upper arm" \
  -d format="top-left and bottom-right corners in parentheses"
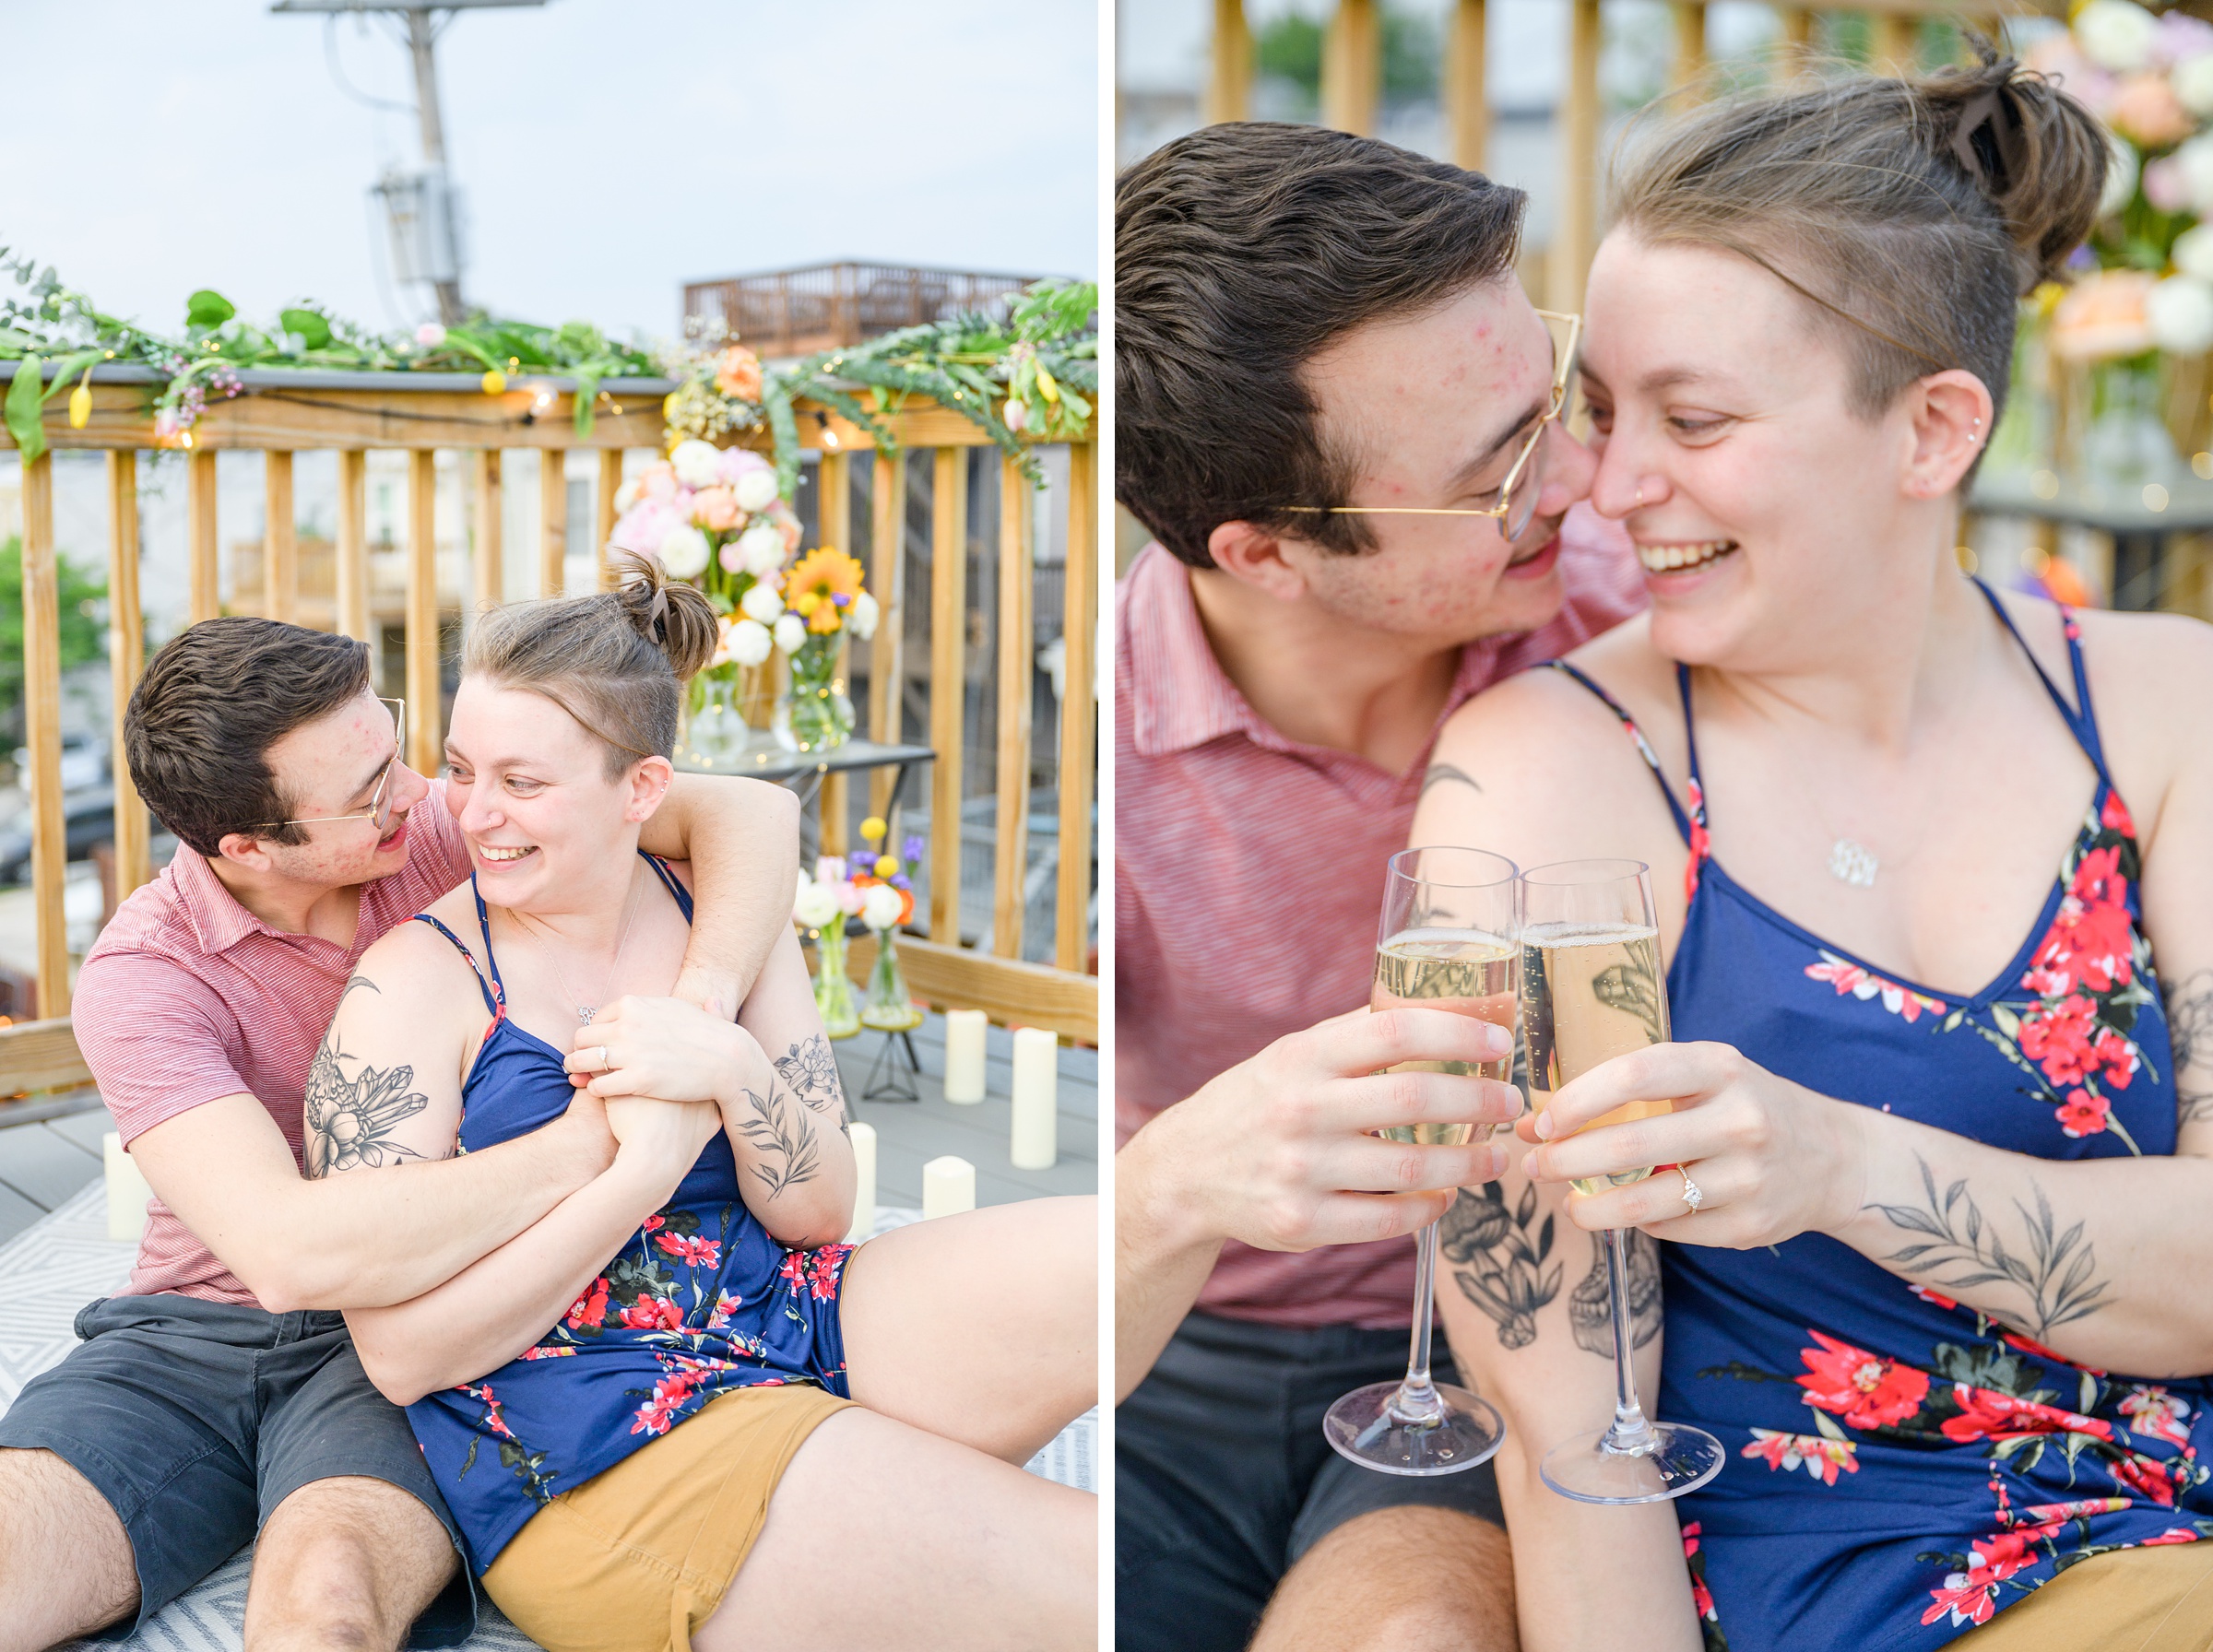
top-left (304, 964), bottom-right (465, 1179)
top-left (2163, 969), bottom-right (2213, 1130)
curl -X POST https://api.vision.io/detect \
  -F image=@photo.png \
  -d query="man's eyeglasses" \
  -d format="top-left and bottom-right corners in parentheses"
top-left (257, 698), bottom-right (408, 834)
top-left (1280, 310), bottom-right (1581, 546)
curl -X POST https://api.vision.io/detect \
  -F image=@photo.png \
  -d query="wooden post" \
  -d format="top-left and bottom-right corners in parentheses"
top-left (188, 449), bottom-right (219, 625)
top-left (928, 448), bottom-right (968, 944)
top-left (472, 450), bottom-right (503, 619)
top-left (1670, 2), bottom-right (1708, 91)
top-left (1549, 0), bottom-right (1603, 313)
top-left (991, 456), bottom-right (1034, 960)
top-left (1206, 0), bottom-right (1252, 124)
top-left (597, 449), bottom-right (622, 591)
top-left (106, 451), bottom-right (149, 903)
top-left (869, 452), bottom-right (908, 824)
top-left (1446, 0), bottom-right (1488, 172)
top-left (1873, 12), bottom-right (1917, 72)
top-left (336, 450), bottom-right (369, 643)
top-left (540, 450), bottom-right (568, 596)
top-left (264, 451), bottom-right (297, 625)
top-left (1056, 442), bottom-right (1096, 974)
top-left (818, 451), bottom-right (851, 857)
top-left (1777, 6), bottom-right (1814, 71)
top-left (21, 453), bottom-right (68, 1016)
top-left (1322, 0), bottom-right (1381, 136)
top-left (407, 451), bottom-right (441, 775)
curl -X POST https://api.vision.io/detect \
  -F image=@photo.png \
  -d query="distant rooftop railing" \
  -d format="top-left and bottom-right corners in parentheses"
top-left (682, 263), bottom-right (1045, 360)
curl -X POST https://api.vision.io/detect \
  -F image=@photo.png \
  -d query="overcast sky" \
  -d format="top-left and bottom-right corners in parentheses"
top-left (2, 0), bottom-right (1099, 348)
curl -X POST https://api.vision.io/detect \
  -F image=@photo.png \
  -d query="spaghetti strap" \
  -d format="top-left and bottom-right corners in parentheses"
top-left (1546, 660), bottom-right (1697, 847)
top-left (411, 913), bottom-right (505, 1018)
top-left (638, 850), bottom-right (694, 920)
top-left (1970, 578), bottom-right (2112, 779)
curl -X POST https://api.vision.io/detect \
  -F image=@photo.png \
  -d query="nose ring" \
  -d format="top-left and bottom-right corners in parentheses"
top-left (1634, 483), bottom-right (1647, 509)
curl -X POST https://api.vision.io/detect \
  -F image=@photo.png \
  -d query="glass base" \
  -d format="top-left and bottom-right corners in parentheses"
top-left (1323, 1380), bottom-right (1505, 1477)
top-left (1539, 1420), bottom-right (1725, 1504)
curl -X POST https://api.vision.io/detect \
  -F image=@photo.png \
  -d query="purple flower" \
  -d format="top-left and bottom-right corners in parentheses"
top-left (903, 836), bottom-right (924, 861)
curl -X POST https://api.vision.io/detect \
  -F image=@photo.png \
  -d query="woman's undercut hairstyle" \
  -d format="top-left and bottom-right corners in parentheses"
top-left (464, 551), bottom-right (718, 776)
top-left (1117, 122), bottom-right (1527, 565)
top-left (1611, 41), bottom-right (2106, 436)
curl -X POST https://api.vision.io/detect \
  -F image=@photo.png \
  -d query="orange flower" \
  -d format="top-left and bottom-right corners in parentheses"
top-left (715, 345), bottom-right (763, 401)
top-left (785, 547), bottom-right (868, 634)
top-left (2051, 269), bottom-right (2157, 362)
top-left (2110, 74), bottom-right (2195, 148)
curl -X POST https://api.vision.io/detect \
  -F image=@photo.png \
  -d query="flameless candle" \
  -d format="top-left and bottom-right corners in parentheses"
top-left (846, 1120), bottom-right (878, 1244)
top-left (104, 1132), bottom-right (152, 1244)
top-left (922, 1154), bottom-right (976, 1218)
top-left (943, 1009), bottom-right (988, 1103)
top-left (1010, 1026), bottom-right (1059, 1170)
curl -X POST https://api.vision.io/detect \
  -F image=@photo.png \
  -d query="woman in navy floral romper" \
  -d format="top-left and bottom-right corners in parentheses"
top-left (1414, 53), bottom-right (2213, 1652)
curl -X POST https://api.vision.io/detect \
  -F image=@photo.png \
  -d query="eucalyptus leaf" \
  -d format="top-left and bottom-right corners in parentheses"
top-left (185, 289), bottom-right (235, 328)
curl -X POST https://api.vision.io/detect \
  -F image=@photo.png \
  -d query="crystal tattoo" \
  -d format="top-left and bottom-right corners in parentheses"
top-left (303, 976), bottom-right (430, 1177)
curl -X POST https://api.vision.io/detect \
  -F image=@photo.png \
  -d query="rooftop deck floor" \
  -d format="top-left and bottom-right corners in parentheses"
top-left (0, 1011), bottom-right (1096, 1247)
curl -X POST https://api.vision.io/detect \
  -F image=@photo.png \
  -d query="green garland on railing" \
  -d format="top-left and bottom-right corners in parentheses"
top-left (0, 246), bottom-right (1097, 492)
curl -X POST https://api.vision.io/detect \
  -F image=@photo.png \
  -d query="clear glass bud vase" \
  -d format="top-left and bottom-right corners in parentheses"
top-left (859, 927), bottom-right (924, 1032)
top-left (775, 635), bottom-right (856, 753)
top-left (812, 917), bottom-right (862, 1040)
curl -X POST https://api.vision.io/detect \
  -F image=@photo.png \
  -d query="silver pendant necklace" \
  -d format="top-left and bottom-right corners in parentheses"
top-left (538, 868), bottom-right (645, 1024)
top-left (1828, 839), bottom-right (1880, 888)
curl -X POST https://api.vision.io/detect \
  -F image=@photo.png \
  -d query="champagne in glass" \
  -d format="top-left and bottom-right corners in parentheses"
top-left (1521, 859), bottom-right (1724, 1504)
top-left (1323, 848), bottom-right (1518, 1477)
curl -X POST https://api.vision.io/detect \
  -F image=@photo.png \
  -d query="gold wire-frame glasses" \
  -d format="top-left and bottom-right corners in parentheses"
top-left (1281, 310), bottom-right (1582, 544)
top-left (257, 698), bottom-right (408, 832)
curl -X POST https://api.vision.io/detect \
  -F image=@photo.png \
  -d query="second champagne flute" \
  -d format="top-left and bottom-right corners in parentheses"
top-left (1322, 845), bottom-right (1519, 1476)
top-left (1521, 857), bottom-right (1724, 1504)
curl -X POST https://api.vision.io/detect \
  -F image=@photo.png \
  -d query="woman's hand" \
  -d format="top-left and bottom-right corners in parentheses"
top-left (1520, 1041), bottom-right (1870, 1248)
top-left (562, 995), bottom-right (772, 1107)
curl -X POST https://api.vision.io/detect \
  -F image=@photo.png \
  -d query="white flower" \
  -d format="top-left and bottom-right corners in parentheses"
top-left (740, 580), bottom-right (785, 623)
top-left (2077, 0), bottom-right (2158, 72)
top-left (2177, 225), bottom-right (2213, 282)
top-left (2149, 275), bottom-right (2213, 352)
top-left (733, 470), bottom-right (780, 513)
top-left (794, 879), bottom-right (841, 928)
top-left (838, 881), bottom-right (866, 916)
top-left (860, 882), bottom-right (905, 932)
top-left (774, 613), bottom-right (808, 654)
top-left (737, 522), bottom-right (786, 576)
top-left (1003, 396), bottom-right (1029, 432)
top-left (414, 321), bottom-right (446, 348)
top-left (817, 856), bottom-right (848, 882)
top-left (2107, 133), bottom-right (2148, 219)
top-left (726, 616), bottom-right (774, 666)
top-left (2174, 134), bottom-right (2213, 217)
top-left (657, 524), bottom-right (711, 579)
top-left (2178, 52), bottom-right (2213, 116)
top-left (670, 438), bottom-right (724, 490)
top-left (848, 590), bottom-right (880, 641)
top-left (613, 478), bottom-right (640, 514)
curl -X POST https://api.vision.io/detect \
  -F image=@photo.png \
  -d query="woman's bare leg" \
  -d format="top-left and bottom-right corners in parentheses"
top-left (837, 1194), bottom-right (1096, 1463)
top-left (693, 1407), bottom-right (1094, 1652)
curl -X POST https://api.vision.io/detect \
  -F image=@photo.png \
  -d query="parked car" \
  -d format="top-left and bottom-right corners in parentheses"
top-left (0, 786), bottom-right (116, 886)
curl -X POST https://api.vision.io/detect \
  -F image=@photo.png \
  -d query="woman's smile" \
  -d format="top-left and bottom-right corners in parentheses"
top-left (1635, 538), bottom-right (1739, 575)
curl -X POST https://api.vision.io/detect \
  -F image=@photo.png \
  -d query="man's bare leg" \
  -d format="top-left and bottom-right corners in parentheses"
top-left (0, 1448), bottom-right (140, 1652)
top-left (243, 1476), bottom-right (456, 1652)
top-left (1249, 1506), bottom-right (1519, 1652)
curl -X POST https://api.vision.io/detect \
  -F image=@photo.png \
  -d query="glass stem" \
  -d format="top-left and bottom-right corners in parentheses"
top-left (1392, 1220), bottom-right (1446, 1426)
top-left (1600, 1224), bottom-right (1656, 1454)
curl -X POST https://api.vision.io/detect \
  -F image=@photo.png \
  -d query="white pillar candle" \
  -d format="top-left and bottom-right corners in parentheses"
top-left (846, 1120), bottom-right (878, 1245)
top-left (921, 1154), bottom-right (976, 1219)
top-left (942, 1008), bottom-right (988, 1103)
top-left (104, 1132), bottom-right (152, 1245)
top-left (1010, 1025), bottom-right (1059, 1170)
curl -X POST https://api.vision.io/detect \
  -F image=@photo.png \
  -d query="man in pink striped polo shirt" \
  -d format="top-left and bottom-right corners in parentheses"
top-left (0, 618), bottom-right (795, 1651)
top-left (1115, 124), bottom-right (1647, 1651)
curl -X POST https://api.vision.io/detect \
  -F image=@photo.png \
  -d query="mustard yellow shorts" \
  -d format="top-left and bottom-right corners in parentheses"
top-left (1956, 1539), bottom-right (2213, 1652)
top-left (479, 1382), bottom-right (855, 1652)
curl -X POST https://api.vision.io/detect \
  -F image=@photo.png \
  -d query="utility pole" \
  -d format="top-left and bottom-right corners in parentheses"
top-left (272, 0), bottom-right (546, 324)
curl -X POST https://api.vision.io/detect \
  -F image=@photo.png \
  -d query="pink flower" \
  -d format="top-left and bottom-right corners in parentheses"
top-left (636, 462), bottom-right (679, 503)
top-left (2119, 1386), bottom-right (2193, 1448)
top-left (1804, 951), bottom-right (1946, 1021)
top-left (1742, 1428), bottom-right (1860, 1485)
top-left (1939, 1382), bottom-right (2112, 1445)
top-left (1796, 1330), bottom-right (1931, 1428)
top-left (2056, 1087), bottom-right (2112, 1138)
top-left (2112, 1453), bottom-right (2178, 1507)
top-left (717, 445), bottom-right (774, 486)
top-left (655, 1232), bottom-right (722, 1268)
top-left (2142, 1528), bottom-right (2202, 1545)
top-left (691, 486), bottom-right (740, 532)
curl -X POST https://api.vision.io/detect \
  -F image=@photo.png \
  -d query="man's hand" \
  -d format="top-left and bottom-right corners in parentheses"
top-left (1138, 1007), bottom-right (1521, 1256)
top-left (603, 1092), bottom-right (724, 1190)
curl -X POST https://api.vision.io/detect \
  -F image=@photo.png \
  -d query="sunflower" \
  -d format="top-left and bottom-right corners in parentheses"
top-left (785, 547), bottom-right (867, 634)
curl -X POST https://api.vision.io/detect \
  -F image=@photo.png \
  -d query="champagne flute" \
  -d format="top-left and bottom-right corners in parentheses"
top-left (1521, 858), bottom-right (1724, 1504)
top-left (1323, 846), bottom-right (1519, 1476)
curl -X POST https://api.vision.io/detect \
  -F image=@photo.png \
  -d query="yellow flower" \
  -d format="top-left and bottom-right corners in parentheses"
top-left (67, 370), bottom-right (91, 430)
top-left (875, 854), bottom-right (898, 877)
top-left (860, 816), bottom-right (887, 842)
top-left (784, 547), bottom-right (867, 635)
top-left (1036, 367), bottom-right (1059, 404)
top-left (480, 369), bottom-right (507, 395)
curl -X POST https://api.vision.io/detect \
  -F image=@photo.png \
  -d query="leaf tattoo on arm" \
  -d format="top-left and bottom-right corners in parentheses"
top-left (1439, 1181), bottom-right (1564, 1349)
top-left (303, 977), bottom-right (430, 1177)
top-left (735, 1087), bottom-right (820, 1200)
top-left (1420, 762), bottom-right (1484, 800)
top-left (1866, 1155), bottom-right (2110, 1340)
top-left (772, 1035), bottom-right (849, 1136)
top-left (2163, 969), bottom-right (2213, 1127)
top-left (1568, 1226), bottom-right (1663, 1358)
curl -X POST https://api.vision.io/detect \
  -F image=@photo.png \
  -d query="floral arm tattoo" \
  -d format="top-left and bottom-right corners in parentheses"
top-left (1568, 1227), bottom-right (1663, 1359)
top-left (771, 1035), bottom-right (850, 1137)
top-left (2164, 970), bottom-right (2213, 1128)
top-left (733, 1036), bottom-right (846, 1199)
top-left (303, 977), bottom-right (430, 1178)
top-left (1440, 1180), bottom-right (1565, 1350)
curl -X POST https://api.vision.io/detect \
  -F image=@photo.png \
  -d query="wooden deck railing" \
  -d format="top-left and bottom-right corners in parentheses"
top-left (2, 364), bottom-right (1095, 1094)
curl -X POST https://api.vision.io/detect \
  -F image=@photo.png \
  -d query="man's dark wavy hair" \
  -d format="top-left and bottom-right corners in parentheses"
top-left (1115, 122), bottom-right (1526, 568)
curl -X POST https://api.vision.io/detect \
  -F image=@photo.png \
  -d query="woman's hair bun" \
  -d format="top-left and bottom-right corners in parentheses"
top-left (1917, 40), bottom-right (2109, 289)
top-left (609, 549), bottom-right (718, 684)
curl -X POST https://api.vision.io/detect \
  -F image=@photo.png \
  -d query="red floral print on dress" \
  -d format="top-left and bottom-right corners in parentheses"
top-left (654, 1231), bottom-right (721, 1268)
top-left (1804, 952), bottom-right (1947, 1023)
top-left (1681, 1522), bottom-right (1720, 1626)
top-left (620, 1295), bottom-right (684, 1333)
top-left (1795, 1330), bottom-right (1931, 1428)
top-left (2111, 1453), bottom-right (2179, 1508)
top-left (1743, 1428), bottom-right (1859, 1485)
top-left (565, 1277), bottom-right (611, 1330)
top-left (2119, 1386), bottom-right (2194, 1448)
top-left (2141, 1528), bottom-right (2202, 1545)
top-left (1937, 1383), bottom-right (2113, 1446)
